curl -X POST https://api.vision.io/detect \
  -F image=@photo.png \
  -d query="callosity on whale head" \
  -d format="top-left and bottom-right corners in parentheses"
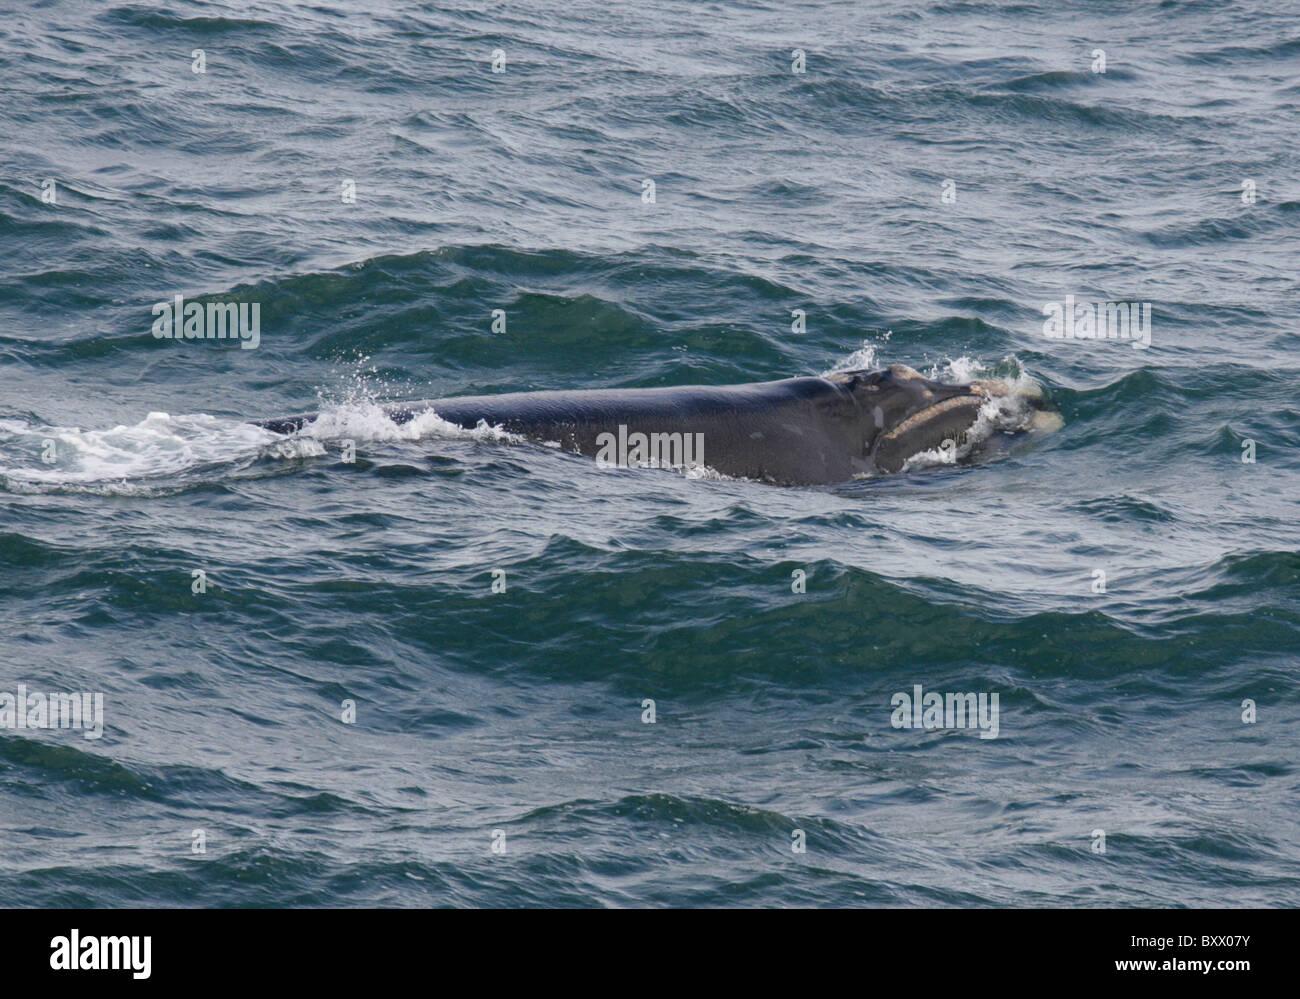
top-left (830, 364), bottom-right (1059, 474)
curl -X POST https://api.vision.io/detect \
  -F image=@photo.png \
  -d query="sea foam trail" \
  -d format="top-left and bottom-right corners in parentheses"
top-left (0, 403), bottom-right (520, 494)
top-left (0, 413), bottom-right (290, 493)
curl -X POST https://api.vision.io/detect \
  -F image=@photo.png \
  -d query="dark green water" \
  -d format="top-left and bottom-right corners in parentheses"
top-left (1, 0), bottom-right (1298, 906)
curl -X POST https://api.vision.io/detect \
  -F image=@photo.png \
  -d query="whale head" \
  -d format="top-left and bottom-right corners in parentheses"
top-left (831, 364), bottom-right (1053, 473)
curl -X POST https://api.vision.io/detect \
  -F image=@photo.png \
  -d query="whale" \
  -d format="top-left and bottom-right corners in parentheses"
top-left (251, 364), bottom-right (1054, 485)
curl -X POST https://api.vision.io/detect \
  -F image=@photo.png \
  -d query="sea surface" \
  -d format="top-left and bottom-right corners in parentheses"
top-left (1, 0), bottom-right (1298, 907)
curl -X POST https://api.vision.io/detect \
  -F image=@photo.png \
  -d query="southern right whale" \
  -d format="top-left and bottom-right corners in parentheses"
top-left (252, 364), bottom-right (1056, 486)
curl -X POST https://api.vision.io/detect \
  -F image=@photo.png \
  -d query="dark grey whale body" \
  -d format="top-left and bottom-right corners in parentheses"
top-left (253, 365), bottom-right (1024, 485)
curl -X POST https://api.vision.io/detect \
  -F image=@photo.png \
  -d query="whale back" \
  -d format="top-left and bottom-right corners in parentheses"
top-left (410, 377), bottom-right (874, 484)
top-left (251, 366), bottom-right (1011, 485)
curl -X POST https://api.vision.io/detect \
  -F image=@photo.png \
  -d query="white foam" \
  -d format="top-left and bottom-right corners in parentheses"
top-left (294, 403), bottom-right (523, 445)
top-left (824, 340), bottom-right (880, 375)
top-left (0, 397), bottom-right (531, 495)
top-left (0, 412), bottom-right (284, 493)
top-left (938, 354), bottom-right (984, 383)
top-left (681, 462), bottom-right (737, 482)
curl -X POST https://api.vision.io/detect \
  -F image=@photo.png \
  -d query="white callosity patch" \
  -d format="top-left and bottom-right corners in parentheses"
top-left (824, 346), bottom-right (1055, 474)
top-left (899, 394), bottom-right (1006, 472)
top-left (902, 355), bottom-right (1053, 472)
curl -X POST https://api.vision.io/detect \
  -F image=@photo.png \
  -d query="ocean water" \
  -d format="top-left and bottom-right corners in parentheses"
top-left (1, 0), bottom-right (1298, 908)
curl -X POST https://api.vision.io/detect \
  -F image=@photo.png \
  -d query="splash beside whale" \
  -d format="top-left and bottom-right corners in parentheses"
top-left (251, 365), bottom-right (1059, 485)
